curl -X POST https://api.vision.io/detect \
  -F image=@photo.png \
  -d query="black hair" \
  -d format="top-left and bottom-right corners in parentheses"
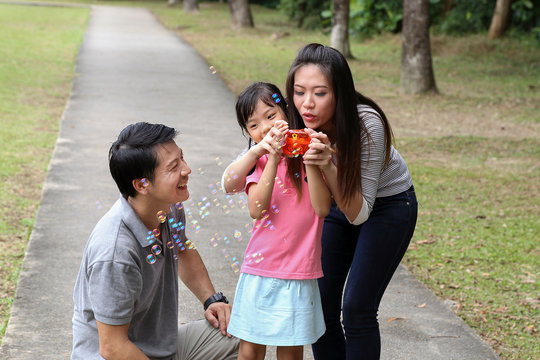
top-left (109, 122), bottom-right (177, 199)
top-left (286, 43), bottom-right (394, 205)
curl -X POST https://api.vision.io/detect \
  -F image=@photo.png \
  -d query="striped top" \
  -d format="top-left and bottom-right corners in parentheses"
top-left (352, 104), bottom-right (413, 215)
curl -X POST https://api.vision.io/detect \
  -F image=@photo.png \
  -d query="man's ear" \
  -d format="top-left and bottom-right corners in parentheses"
top-left (133, 178), bottom-right (150, 195)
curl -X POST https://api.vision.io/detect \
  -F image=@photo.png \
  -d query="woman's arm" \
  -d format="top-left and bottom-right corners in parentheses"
top-left (303, 131), bottom-right (367, 223)
top-left (305, 165), bottom-right (331, 218)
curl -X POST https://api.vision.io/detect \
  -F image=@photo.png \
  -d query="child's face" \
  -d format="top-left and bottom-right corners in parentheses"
top-left (246, 99), bottom-right (287, 144)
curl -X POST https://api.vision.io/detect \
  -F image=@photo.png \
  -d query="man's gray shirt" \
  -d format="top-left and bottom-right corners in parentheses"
top-left (72, 196), bottom-right (186, 360)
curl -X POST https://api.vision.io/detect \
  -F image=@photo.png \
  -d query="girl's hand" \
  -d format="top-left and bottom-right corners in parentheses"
top-left (259, 126), bottom-right (286, 158)
top-left (303, 129), bottom-right (334, 170)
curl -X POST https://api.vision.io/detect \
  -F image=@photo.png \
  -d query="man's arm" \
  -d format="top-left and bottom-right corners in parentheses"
top-left (177, 247), bottom-right (231, 336)
top-left (96, 321), bottom-right (149, 360)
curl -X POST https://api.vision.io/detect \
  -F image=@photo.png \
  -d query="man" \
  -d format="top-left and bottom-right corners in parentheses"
top-left (72, 122), bottom-right (238, 359)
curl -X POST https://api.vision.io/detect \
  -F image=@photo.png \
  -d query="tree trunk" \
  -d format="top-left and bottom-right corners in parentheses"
top-left (228, 0), bottom-right (254, 29)
top-left (488, 0), bottom-right (512, 39)
top-left (183, 0), bottom-right (198, 13)
top-left (400, 0), bottom-right (437, 94)
top-left (330, 0), bottom-right (352, 58)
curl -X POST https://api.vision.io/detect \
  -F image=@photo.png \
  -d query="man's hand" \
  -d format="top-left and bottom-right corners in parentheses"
top-left (205, 302), bottom-right (232, 337)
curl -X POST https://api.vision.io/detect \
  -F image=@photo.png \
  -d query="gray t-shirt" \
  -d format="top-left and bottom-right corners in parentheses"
top-left (72, 196), bottom-right (186, 360)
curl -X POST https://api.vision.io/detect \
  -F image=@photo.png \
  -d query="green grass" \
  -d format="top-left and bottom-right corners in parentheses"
top-left (0, 3), bottom-right (89, 344)
top-left (0, 1), bottom-right (538, 358)
top-left (147, 3), bottom-right (540, 359)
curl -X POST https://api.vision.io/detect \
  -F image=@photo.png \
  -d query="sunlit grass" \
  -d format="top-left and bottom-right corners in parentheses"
top-left (0, 3), bottom-right (89, 344)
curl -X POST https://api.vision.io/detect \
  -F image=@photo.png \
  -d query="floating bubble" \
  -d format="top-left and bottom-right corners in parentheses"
top-left (185, 239), bottom-right (196, 250)
top-left (294, 172), bottom-right (301, 178)
top-left (234, 230), bottom-right (242, 241)
top-left (157, 211), bottom-right (167, 223)
top-left (146, 254), bottom-right (156, 264)
top-left (222, 205), bottom-right (230, 214)
top-left (209, 65), bottom-right (217, 74)
top-left (271, 205), bottom-right (279, 214)
top-left (209, 184), bottom-right (217, 195)
top-left (198, 167), bottom-right (205, 175)
top-left (209, 236), bottom-right (219, 247)
top-left (272, 93), bottom-right (281, 103)
top-left (231, 257), bottom-right (240, 273)
top-left (151, 244), bottom-right (162, 255)
top-left (246, 252), bottom-right (264, 264)
top-left (95, 201), bottom-right (102, 209)
top-left (178, 242), bottom-right (186, 251)
top-left (215, 157), bottom-right (223, 166)
top-left (222, 248), bottom-right (230, 258)
top-left (173, 254), bottom-right (178, 260)
top-left (141, 178), bottom-right (149, 187)
top-left (263, 220), bottom-right (272, 228)
top-left (173, 234), bottom-right (180, 243)
top-left (175, 202), bottom-right (183, 211)
top-left (152, 228), bottom-right (160, 237)
top-left (167, 241), bottom-right (174, 249)
top-left (255, 200), bottom-right (261, 208)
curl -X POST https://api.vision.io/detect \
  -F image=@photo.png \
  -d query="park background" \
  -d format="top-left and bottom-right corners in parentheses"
top-left (0, 0), bottom-right (538, 359)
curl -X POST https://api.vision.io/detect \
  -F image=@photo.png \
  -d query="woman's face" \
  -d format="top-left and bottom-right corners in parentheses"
top-left (292, 64), bottom-right (336, 133)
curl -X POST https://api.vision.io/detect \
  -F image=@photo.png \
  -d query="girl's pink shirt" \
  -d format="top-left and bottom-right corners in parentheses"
top-left (241, 155), bottom-right (324, 280)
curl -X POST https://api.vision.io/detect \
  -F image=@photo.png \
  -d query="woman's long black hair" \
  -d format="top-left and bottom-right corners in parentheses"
top-left (286, 43), bottom-right (393, 205)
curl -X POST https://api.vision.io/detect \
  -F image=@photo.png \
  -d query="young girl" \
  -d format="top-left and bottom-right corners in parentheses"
top-left (224, 82), bottom-right (331, 360)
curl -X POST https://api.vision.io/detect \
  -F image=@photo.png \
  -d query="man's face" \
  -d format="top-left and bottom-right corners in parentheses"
top-left (148, 140), bottom-right (191, 207)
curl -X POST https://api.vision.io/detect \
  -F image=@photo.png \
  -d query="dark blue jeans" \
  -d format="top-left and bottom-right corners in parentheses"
top-left (312, 186), bottom-right (418, 360)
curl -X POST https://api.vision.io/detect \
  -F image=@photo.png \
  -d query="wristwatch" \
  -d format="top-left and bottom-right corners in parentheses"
top-left (203, 292), bottom-right (229, 310)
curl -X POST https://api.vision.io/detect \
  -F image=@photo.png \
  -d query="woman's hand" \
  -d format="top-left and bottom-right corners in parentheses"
top-left (303, 128), bottom-right (334, 171)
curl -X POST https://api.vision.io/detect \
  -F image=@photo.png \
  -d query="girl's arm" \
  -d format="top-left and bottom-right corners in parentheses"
top-left (246, 122), bottom-right (288, 219)
top-left (247, 154), bottom-right (280, 219)
top-left (222, 145), bottom-right (265, 194)
top-left (222, 120), bottom-right (289, 194)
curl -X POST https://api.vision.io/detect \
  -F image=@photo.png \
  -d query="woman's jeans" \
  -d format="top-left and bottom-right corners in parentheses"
top-left (312, 186), bottom-right (418, 360)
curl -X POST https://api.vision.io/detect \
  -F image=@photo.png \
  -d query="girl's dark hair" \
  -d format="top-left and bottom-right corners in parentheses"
top-left (109, 122), bottom-right (177, 199)
top-left (235, 82), bottom-right (303, 197)
top-left (286, 43), bottom-right (394, 206)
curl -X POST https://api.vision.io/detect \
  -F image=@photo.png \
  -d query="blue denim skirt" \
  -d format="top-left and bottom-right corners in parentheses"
top-left (228, 273), bottom-right (326, 346)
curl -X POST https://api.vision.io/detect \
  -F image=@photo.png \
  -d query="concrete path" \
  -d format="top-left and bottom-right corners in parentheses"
top-left (0, 5), bottom-right (500, 360)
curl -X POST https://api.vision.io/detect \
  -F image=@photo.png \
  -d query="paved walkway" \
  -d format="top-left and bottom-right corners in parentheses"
top-left (0, 5), bottom-right (499, 360)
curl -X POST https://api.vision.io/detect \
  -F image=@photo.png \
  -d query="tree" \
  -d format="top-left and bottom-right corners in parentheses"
top-left (488, 0), bottom-right (512, 39)
top-left (168, 0), bottom-right (180, 6)
top-left (183, 0), bottom-right (198, 13)
top-left (400, 0), bottom-right (437, 94)
top-left (330, 0), bottom-right (352, 58)
top-left (228, 0), bottom-right (254, 29)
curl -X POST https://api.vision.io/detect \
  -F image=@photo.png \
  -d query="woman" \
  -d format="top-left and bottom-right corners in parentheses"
top-left (288, 43), bottom-right (418, 359)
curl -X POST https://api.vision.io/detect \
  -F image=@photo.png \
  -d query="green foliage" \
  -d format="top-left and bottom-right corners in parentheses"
top-left (279, 0), bottom-right (330, 29)
top-left (430, 0), bottom-right (497, 34)
top-left (347, 0), bottom-right (403, 39)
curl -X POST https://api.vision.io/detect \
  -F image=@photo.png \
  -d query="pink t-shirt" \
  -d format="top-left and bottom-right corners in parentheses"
top-left (241, 155), bottom-right (324, 280)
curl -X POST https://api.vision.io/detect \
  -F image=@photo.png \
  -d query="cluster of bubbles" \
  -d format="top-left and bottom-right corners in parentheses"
top-left (139, 161), bottom-right (295, 271)
top-left (146, 202), bottom-right (192, 265)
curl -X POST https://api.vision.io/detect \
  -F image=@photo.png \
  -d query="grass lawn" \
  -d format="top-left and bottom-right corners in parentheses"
top-left (0, 3), bottom-right (89, 343)
top-left (0, 1), bottom-right (538, 359)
